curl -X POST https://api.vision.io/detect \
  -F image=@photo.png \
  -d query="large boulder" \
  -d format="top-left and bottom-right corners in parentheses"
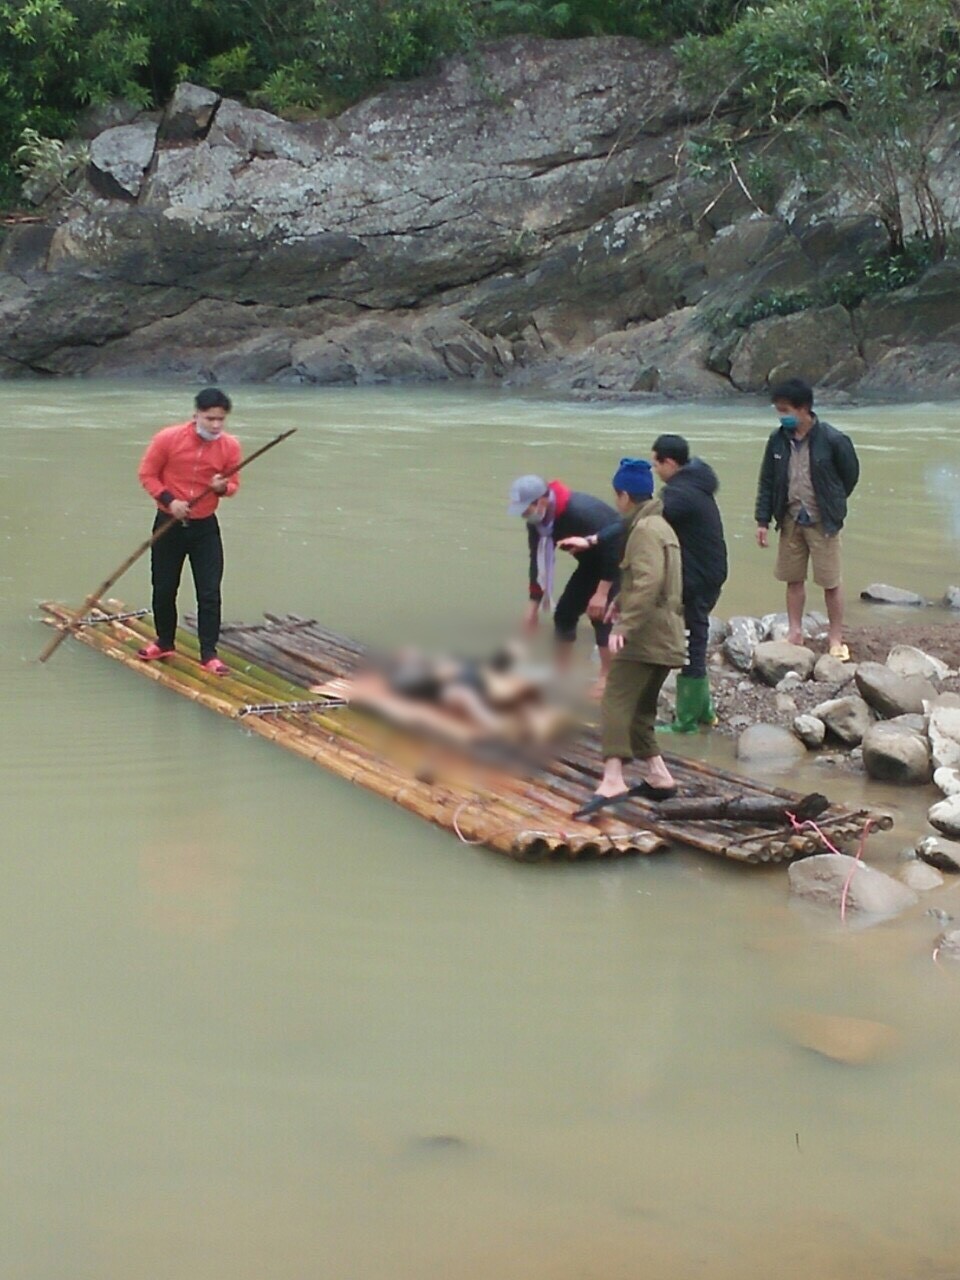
top-left (945, 586), bottom-right (960, 611)
top-left (812, 695), bottom-right (874, 746)
top-left (928, 795), bottom-right (960, 839)
top-left (886, 644), bottom-right (951, 682)
top-left (723, 616), bottom-right (765, 672)
top-left (159, 82), bottom-right (221, 142)
top-left (861, 721), bottom-right (932, 785)
top-left (88, 121), bottom-right (158, 199)
top-left (736, 723), bottom-right (807, 766)
top-left (728, 304), bottom-right (860, 392)
top-left (788, 853), bottom-right (918, 918)
top-left (854, 661), bottom-right (938, 719)
top-left (752, 640), bottom-right (816, 686)
top-left (859, 583), bottom-right (926, 606)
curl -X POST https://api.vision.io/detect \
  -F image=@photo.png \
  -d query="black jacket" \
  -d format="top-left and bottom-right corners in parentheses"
top-left (596, 458), bottom-right (728, 598)
top-left (755, 417), bottom-right (860, 536)
top-left (527, 488), bottom-right (620, 600)
top-left (660, 458), bottom-right (728, 596)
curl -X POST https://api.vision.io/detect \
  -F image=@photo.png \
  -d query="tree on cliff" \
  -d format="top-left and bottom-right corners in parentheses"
top-left (680, 0), bottom-right (960, 257)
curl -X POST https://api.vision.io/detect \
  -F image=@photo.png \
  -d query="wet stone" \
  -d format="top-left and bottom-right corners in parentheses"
top-left (886, 644), bottom-right (951, 682)
top-left (900, 860), bottom-right (944, 892)
top-left (860, 583), bottom-right (927, 606)
top-left (854, 661), bottom-right (938, 719)
top-left (788, 853), bottom-right (918, 918)
top-left (753, 640), bottom-right (816, 686)
top-left (813, 653), bottom-right (855, 683)
top-left (928, 795), bottom-right (960, 839)
top-left (812, 695), bottom-right (874, 747)
top-left (861, 721), bottom-right (932, 786)
top-left (736, 723), bottom-right (806, 766)
top-left (916, 835), bottom-right (960, 874)
top-left (936, 928), bottom-right (960, 958)
top-left (794, 714), bottom-right (826, 748)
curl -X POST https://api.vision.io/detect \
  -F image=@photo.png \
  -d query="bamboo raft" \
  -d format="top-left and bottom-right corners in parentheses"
top-left (39, 602), bottom-right (894, 865)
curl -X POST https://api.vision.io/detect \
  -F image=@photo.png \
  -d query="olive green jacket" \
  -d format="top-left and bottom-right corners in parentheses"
top-left (614, 498), bottom-right (686, 666)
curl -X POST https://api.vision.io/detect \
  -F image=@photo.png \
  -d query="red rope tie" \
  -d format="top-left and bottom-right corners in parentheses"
top-left (786, 812), bottom-right (875, 922)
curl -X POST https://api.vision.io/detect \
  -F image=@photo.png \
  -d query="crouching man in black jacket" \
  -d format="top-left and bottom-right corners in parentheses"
top-left (755, 378), bottom-right (860, 661)
top-left (508, 474), bottom-right (620, 695)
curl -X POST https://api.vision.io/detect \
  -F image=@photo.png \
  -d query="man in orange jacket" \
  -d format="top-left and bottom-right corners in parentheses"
top-left (137, 387), bottom-right (242, 674)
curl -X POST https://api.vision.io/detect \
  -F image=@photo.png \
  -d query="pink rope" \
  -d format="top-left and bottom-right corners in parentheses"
top-left (452, 801), bottom-right (484, 845)
top-left (786, 811), bottom-right (874, 923)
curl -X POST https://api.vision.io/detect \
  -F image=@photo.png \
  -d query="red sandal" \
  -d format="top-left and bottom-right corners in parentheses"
top-left (137, 642), bottom-right (175, 661)
top-left (200, 656), bottom-right (229, 676)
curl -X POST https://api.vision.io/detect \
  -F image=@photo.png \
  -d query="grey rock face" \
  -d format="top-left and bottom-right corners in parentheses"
top-left (788, 854), bottom-right (918, 918)
top-left (736, 723), bottom-right (807, 766)
top-left (729, 305), bottom-right (860, 392)
top-left (861, 721), bottom-right (932, 786)
top-left (752, 640), bottom-right (816, 686)
top-left (7, 42), bottom-right (960, 390)
top-left (723, 616), bottom-right (765, 672)
top-left (88, 122), bottom-right (158, 199)
top-left (812, 695), bottom-right (874, 747)
top-left (854, 661), bottom-right (938, 719)
top-left (859, 583), bottom-right (927, 606)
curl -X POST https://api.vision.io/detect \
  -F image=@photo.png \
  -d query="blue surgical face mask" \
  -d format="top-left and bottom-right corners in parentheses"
top-left (779, 414), bottom-right (798, 432)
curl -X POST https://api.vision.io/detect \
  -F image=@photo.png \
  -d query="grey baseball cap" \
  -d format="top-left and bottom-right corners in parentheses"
top-left (507, 474), bottom-right (548, 516)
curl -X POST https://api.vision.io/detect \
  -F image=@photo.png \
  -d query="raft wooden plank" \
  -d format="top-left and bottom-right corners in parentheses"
top-left (193, 613), bottom-right (894, 864)
top-left (39, 601), bottom-right (666, 863)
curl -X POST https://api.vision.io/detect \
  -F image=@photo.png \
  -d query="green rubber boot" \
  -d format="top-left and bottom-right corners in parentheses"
top-left (699, 677), bottom-right (719, 727)
top-left (658, 673), bottom-right (703, 734)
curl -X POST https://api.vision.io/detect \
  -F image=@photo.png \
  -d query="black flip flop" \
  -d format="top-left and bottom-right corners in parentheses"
top-left (631, 781), bottom-right (678, 803)
top-left (572, 791), bottom-right (634, 821)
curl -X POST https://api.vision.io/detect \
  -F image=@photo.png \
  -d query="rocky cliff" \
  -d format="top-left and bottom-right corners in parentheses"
top-left (3, 37), bottom-right (960, 398)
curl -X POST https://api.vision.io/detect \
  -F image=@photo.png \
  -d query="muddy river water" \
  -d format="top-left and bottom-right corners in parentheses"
top-left (1, 382), bottom-right (959, 1280)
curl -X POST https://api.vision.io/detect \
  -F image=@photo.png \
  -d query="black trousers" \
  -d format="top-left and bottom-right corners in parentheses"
top-left (553, 560), bottom-right (612, 647)
top-left (150, 514), bottom-right (224, 659)
top-left (682, 584), bottom-right (722, 679)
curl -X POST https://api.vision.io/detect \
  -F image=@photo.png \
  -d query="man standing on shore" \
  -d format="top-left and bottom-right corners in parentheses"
top-left (137, 387), bottom-right (242, 674)
top-left (507, 474), bottom-right (621, 695)
top-left (755, 377), bottom-right (860, 661)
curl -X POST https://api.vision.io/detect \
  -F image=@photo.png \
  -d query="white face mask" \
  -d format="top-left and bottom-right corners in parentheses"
top-left (195, 420), bottom-right (222, 441)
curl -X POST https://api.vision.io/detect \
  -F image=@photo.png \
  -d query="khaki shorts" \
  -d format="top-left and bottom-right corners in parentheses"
top-left (775, 516), bottom-right (842, 589)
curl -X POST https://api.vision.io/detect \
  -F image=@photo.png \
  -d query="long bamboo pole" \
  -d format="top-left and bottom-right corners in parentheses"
top-left (38, 428), bottom-right (297, 663)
